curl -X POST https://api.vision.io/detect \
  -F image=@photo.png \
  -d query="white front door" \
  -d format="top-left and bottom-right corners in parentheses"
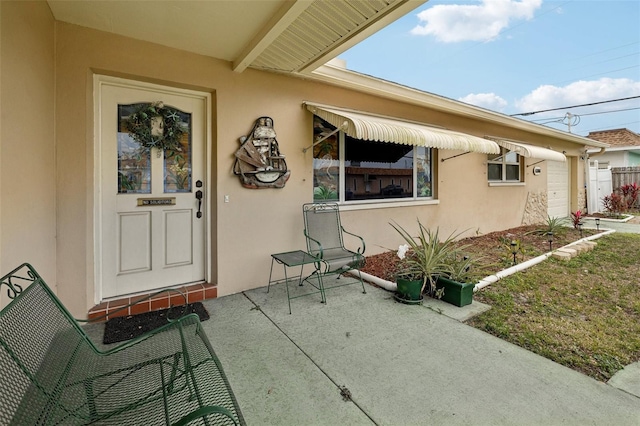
top-left (96, 77), bottom-right (208, 299)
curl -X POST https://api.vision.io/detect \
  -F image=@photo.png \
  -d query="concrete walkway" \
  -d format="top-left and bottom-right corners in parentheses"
top-left (199, 277), bottom-right (640, 425)
top-left (581, 216), bottom-right (640, 234)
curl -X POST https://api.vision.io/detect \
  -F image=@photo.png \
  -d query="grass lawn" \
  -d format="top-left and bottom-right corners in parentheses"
top-left (468, 232), bottom-right (640, 382)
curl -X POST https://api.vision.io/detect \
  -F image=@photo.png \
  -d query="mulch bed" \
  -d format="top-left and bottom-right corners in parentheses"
top-left (360, 224), bottom-right (600, 283)
top-left (103, 302), bottom-right (209, 344)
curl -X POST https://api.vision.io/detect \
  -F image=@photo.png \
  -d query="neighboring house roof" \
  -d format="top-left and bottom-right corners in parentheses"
top-left (587, 128), bottom-right (640, 147)
top-left (587, 128), bottom-right (640, 155)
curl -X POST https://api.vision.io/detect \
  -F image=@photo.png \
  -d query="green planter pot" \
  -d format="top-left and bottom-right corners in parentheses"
top-left (435, 276), bottom-right (474, 307)
top-left (394, 278), bottom-right (423, 305)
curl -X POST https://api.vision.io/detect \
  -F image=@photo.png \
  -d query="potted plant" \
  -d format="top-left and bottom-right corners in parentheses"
top-left (390, 220), bottom-right (462, 304)
top-left (393, 243), bottom-right (425, 304)
top-left (435, 254), bottom-right (477, 307)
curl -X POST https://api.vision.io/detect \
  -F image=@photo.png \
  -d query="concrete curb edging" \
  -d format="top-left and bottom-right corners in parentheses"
top-left (474, 229), bottom-right (616, 292)
top-left (591, 214), bottom-right (634, 223)
top-left (356, 270), bottom-right (396, 292)
top-left (356, 228), bottom-right (617, 295)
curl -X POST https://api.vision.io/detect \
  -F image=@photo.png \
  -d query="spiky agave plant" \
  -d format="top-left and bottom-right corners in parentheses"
top-left (390, 220), bottom-right (466, 297)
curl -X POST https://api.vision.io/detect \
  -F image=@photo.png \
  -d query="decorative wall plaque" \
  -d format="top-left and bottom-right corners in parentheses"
top-left (233, 117), bottom-right (290, 189)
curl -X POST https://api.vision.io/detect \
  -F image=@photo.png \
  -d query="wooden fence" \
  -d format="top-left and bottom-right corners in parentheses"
top-left (611, 166), bottom-right (640, 189)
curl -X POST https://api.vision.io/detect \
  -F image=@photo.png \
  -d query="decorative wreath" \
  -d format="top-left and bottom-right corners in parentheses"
top-left (125, 102), bottom-right (187, 152)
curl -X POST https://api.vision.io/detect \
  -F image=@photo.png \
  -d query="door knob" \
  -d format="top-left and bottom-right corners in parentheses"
top-left (195, 190), bottom-right (203, 218)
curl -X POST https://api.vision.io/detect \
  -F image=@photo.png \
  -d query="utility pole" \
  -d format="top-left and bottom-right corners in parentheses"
top-left (562, 112), bottom-right (580, 133)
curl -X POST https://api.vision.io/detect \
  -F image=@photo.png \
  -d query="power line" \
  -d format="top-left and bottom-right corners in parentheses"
top-left (560, 53), bottom-right (639, 74)
top-left (552, 65), bottom-right (639, 86)
top-left (529, 106), bottom-right (640, 122)
top-left (532, 42), bottom-right (639, 82)
top-left (423, 1), bottom-right (571, 68)
top-left (510, 96), bottom-right (640, 116)
top-left (582, 120), bottom-right (640, 134)
top-left (566, 41), bottom-right (639, 63)
top-left (579, 106), bottom-right (640, 117)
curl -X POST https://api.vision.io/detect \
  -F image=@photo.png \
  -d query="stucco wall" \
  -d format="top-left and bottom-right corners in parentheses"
top-left (48, 21), bottom-right (585, 316)
top-left (593, 151), bottom-right (628, 168)
top-left (0, 2), bottom-right (56, 286)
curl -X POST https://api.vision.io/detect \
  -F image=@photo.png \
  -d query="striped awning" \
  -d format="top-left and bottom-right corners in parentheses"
top-left (305, 103), bottom-right (500, 154)
top-left (486, 137), bottom-right (567, 162)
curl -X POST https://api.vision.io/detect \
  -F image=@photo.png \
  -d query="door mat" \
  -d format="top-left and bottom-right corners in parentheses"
top-left (103, 302), bottom-right (209, 345)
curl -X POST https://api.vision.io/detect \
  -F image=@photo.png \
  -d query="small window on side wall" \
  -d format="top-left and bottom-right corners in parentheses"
top-left (488, 148), bottom-right (522, 182)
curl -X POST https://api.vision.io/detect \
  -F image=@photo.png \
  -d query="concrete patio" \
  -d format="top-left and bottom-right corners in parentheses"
top-left (197, 275), bottom-right (640, 425)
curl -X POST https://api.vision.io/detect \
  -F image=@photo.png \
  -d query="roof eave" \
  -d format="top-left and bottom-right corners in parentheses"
top-left (296, 1), bottom-right (427, 73)
top-left (303, 63), bottom-right (610, 149)
top-left (233, 0), bottom-right (312, 73)
top-left (588, 146), bottom-right (640, 153)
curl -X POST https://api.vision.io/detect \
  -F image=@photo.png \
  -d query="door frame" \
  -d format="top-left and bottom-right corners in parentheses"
top-left (93, 74), bottom-right (212, 304)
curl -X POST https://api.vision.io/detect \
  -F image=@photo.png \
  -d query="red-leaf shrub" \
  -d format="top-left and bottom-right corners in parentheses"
top-left (602, 192), bottom-right (627, 216)
top-left (570, 210), bottom-right (583, 229)
top-left (620, 183), bottom-right (639, 210)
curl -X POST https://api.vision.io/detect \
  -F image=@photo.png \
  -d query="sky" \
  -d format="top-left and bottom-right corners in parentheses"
top-left (339, 0), bottom-right (640, 137)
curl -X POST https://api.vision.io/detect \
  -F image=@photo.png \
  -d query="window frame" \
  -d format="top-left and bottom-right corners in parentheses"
top-left (487, 147), bottom-right (523, 183)
top-left (312, 116), bottom-right (436, 205)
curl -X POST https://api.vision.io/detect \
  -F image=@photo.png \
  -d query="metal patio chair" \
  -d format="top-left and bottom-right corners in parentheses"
top-left (302, 203), bottom-right (367, 302)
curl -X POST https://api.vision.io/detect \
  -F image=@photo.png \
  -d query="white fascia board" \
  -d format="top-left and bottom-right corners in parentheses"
top-left (304, 63), bottom-right (610, 149)
top-left (588, 146), bottom-right (640, 153)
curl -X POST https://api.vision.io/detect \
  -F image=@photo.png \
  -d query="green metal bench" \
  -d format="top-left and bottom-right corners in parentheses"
top-left (0, 263), bottom-right (244, 425)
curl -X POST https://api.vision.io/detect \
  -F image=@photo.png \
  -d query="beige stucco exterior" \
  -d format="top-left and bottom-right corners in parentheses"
top-left (1, 2), bottom-right (56, 291)
top-left (1, 2), bottom-right (593, 317)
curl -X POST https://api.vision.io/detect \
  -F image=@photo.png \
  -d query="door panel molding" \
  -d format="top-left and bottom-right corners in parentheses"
top-left (165, 209), bottom-right (194, 267)
top-left (118, 211), bottom-right (152, 274)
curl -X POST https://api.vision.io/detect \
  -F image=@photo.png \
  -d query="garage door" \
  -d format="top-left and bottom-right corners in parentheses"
top-left (547, 160), bottom-right (570, 218)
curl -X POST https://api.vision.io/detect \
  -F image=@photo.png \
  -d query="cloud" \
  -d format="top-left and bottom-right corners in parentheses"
top-left (411, 0), bottom-right (542, 43)
top-left (459, 93), bottom-right (508, 111)
top-left (515, 78), bottom-right (640, 115)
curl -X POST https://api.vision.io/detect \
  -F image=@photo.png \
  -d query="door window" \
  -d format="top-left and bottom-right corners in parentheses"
top-left (117, 103), bottom-right (192, 193)
top-left (117, 104), bottom-right (151, 194)
top-left (163, 110), bottom-right (192, 193)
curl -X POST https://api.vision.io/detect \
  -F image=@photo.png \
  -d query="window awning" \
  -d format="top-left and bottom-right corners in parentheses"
top-left (305, 102), bottom-right (500, 154)
top-left (486, 137), bottom-right (567, 162)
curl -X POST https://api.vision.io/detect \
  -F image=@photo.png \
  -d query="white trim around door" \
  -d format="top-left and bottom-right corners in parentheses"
top-left (93, 75), bottom-right (212, 304)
